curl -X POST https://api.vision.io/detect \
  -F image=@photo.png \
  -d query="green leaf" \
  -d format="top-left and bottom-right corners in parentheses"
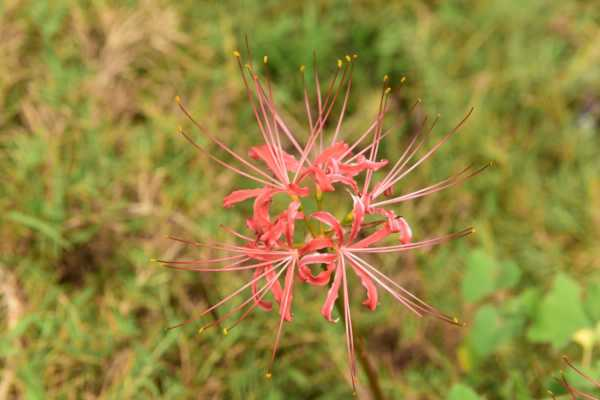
top-left (447, 383), bottom-right (481, 400)
top-left (468, 305), bottom-right (502, 358)
top-left (497, 260), bottom-right (522, 290)
top-left (584, 281), bottom-right (600, 322)
top-left (527, 273), bottom-right (591, 348)
top-left (462, 249), bottom-right (497, 302)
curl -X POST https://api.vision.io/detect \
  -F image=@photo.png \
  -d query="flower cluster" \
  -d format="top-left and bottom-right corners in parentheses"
top-left (158, 51), bottom-right (486, 390)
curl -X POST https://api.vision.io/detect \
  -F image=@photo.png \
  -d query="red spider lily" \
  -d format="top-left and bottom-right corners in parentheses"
top-left (160, 49), bottom-right (486, 390)
top-left (550, 356), bottom-right (600, 400)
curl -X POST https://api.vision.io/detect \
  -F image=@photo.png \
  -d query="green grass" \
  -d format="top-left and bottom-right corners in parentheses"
top-left (1, 1), bottom-right (599, 398)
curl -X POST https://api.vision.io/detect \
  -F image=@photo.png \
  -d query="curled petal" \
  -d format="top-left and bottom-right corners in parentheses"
top-left (326, 174), bottom-right (358, 193)
top-left (265, 264), bottom-right (283, 303)
top-left (312, 211), bottom-right (344, 244)
top-left (298, 253), bottom-right (336, 285)
top-left (311, 167), bottom-right (335, 192)
top-left (339, 155), bottom-right (388, 176)
top-left (392, 217), bottom-right (413, 244)
top-left (349, 262), bottom-right (378, 310)
top-left (350, 225), bottom-right (392, 249)
top-left (321, 261), bottom-right (342, 322)
top-left (250, 188), bottom-right (280, 231)
top-left (287, 183), bottom-right (309, 197)
top-left (301, 237), bottom-right (334, 254)
top-left (285, 201), bottom-right (302, 246)
top-left (314, 142), bottom-right (349, 165)
top-left (349, 195), bottom-right (366, 242)
top-left (252, 268), bottom-right (272, 311)
top-left (223, 188), bottom-right (264, 208)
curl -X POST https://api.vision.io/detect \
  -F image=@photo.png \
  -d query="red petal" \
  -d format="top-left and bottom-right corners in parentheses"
top-left (350, 226), bottom-right (392, 248)
top-left (348, 261), bottom-right (378, 310)
top-left (349, 195), bottom-right (366, 241)
top-left (301, 237), bottom-right (334, 254)
top-left (298, 253), bottom-right (337, 285)
top-left (321, 261), bottom-right (342, 322)
top-left (312, 211), bottom-right (344, 244)
top-left (223, 188), bottom-right (263, 208)
top-left (265, 264), bottom-right (283, 303)
top-left (315, 142), bottom-right (349, 165)
top-left (285, 201), bottom-right (301, 246)
top-left (311, 167), bottom-right (335, 192)
top-left (252, 268), bottom-right (273, 311)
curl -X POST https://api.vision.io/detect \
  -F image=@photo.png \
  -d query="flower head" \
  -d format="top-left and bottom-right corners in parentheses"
top-left (158, 49), bottom-right (487, 390)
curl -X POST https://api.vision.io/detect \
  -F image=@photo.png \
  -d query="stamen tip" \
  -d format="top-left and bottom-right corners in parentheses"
top-left (384, 87), bottom-right (391, 94)
top-left (383, 74), bottom-right (389, 82)
top-left (265, 371), bottom-right (272, 379)
top-left (400, 76), bottom-right (406, 83)
top-left (233, 50), bottom-right (241, 58)
top-left (222, 328), bottom-right (229, 336)
top-left (299, 64), bottom-right (305, 72)
top-left (197, 327), bottom-right (205, 335)
top-left (345, 54), bottom-right (352, 62)
top-left (337, 59), bottom-right (343, 68)
top-left (149, 258), bottom-right (158, 262)
top-left (352, 53), bottom-right (358, 59)
top-left (175, 95), bottom-right (181, 104)
top-left (263, 55), bottom-right (268, 64)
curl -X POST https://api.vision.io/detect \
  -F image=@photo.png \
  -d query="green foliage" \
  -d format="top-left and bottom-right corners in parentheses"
top-left (528, 273), bottom-right (591, 348)
top-left (447, 383), bottom-right (481, 400)
top-left (1, 0), bottom-right (599, 398)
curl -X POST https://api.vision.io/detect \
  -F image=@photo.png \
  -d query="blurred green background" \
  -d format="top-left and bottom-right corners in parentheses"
top-left (1, 1), bottom-right (599, 399)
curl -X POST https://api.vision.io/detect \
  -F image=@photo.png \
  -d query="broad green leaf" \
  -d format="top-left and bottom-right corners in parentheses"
top-left (468, 305), bottom-right (501, 358)
top-left (527, 273), bottom-right (591, 348)
top-left (462, 249), bottom-right (497, 302)
top-left (497, 260), bottom-right (522, 290)
top-left (447, 383), bottom-right (481, 400)
top-left (585, 282), bottom-right (600, 322)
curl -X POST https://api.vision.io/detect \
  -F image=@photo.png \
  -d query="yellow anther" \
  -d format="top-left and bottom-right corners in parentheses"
top-left (149, 258), bottom-right (158, 262)
top-left (265, 372), bottom-right (272, 379)
top-left (233, 50), bottom-right (241, 57)
top-left (197, 327), bottom-right (205, 335)
top-left (471, 228), bottom-right (477, 234)
top-left (244, 63), bottom-right (252, 70)
top-left (383, 74), bottom-right (389, 82)
top-left (385, 87), bottom-right (391, 94)
top-left (352, 53), bottom-right (358, 59)
top-left (222, 328), bottom-right (229, 336)
top-left (175, 95), bottom-right (181, 104)
top-left (453, 316), bottom-right (459, 324)
top-left (437, 113), bottom-right (441, 118)
top-left (299, 65), bottom-right (305, 72)
top-left (345, 54), bottom-right (352, 62)
top-left (177, 126), bottom-right (183, 134)
top-left (337, 59), bottom-right (343, 68)
top-left (400, 76), bottom-right (406, 83)
top-left (263, 55), bottom-right (268, 64)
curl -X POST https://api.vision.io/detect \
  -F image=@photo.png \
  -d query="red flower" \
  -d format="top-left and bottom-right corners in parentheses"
top-left (162, 50), bottom-right (486, 390)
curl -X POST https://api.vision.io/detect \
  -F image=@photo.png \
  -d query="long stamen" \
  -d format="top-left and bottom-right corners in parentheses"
top-left (376, 108), bottom-right (474, 194)
top-left (267, 257), bottom-right (297, 378)
top-left (372, 163), bottom-right (492, 207)
top-left (349, 227), bottom-right (474, 253)
top-left (178, 127), bottom-right (282, 188)
top-left (167, 257), bottom-right (291, 330)
top-left (198, 259), bottom-right (290, 334)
